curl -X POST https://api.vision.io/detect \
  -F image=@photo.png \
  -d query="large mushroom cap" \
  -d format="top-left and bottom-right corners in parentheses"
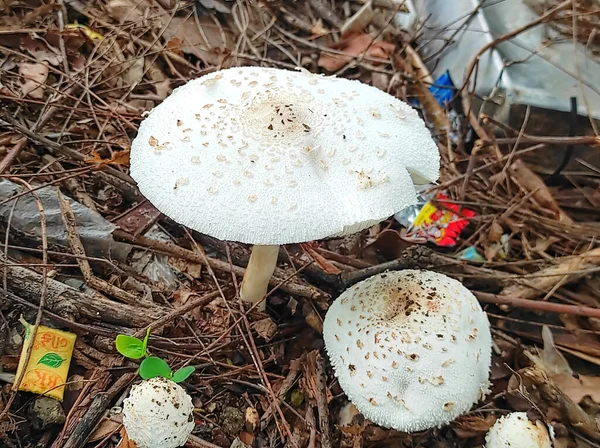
top-left (323, 270), bottom-right (492, 432)
top-left (130, 66), bottom-right (439, 245)
top-left (485, 412), bottom-right (552, 448)
top-left (122, 377), bottom-right (195, 448)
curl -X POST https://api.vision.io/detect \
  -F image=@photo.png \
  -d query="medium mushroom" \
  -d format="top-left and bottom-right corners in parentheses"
top-left (485, 412), bottom-right (552, 448)
top-left (130, 67), bottom-right (439, 310)
top-left (323, 270), bottom-right (492, 432)
top-left (122, 377), bottom-right (195, 448)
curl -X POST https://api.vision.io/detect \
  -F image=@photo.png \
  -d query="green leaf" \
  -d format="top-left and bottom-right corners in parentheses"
top-left (141, 327), bottom-right (151, 357)
top-left (19, 316), bottom-right (31, 340)
top-left (115, 334), bottom-right (145, 359)
top-left (290, 389), bottom-right (304, 406)
top-left (139, 356), bottom-right (172, 380)
top-left (38, 353), bottom-right (65, 368)
top-left (171, 366), bottom-right (195, 383)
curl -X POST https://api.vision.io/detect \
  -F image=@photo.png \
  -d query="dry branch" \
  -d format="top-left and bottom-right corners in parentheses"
top-left (0, 250), bottom-right (164, 327)
top-left (114, 230), bottom-right (329, 301)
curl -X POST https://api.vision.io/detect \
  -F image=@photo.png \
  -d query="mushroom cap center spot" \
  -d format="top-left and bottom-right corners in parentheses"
top-left (240, 91), bottom-right (320, 144)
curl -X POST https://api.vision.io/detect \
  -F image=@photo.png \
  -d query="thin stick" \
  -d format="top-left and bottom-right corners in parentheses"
top-left (56, 188), bottom-right (146, 306)
top-left (113, 230), bottom-right (328, 301)
top-left (475, 291), bottom-right (600, 319)
top-left (132, 291), bottom-right (221, 338)
top-left (0, 138), bottom-right (27, 174)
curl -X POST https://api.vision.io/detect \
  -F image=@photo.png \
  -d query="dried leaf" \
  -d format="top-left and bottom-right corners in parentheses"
top-left (122, 57), bottom-right (145, 87)
top-left (252, 318), bottom-right (277, 342)
top-left (550, 373), bottom-right (600, 404)
top-left (318, 33), bottom-right (395, 72)
top-left (168, 257), bottom-right (202, 278)
top-left (19, 63), bottom-right (49, 99)
top-left (89, 417), bottom-right (121, 442)
top-left (86, 149), bottom-right (131, 166)
top-left (501, 247), bottom-right (600, 299)
top-left (106, 0), bottom-right (149, 23)
top-left (238, 431), bottom-right (254, 445)
top-left (199, 0), bottom-right (231, 13)
top-left (540, 325), bottom-right (573, 375)
top-left (117, 428), bottom-right (138, 448)
top-left (510, 159), bottom-right (572, 223)
top-left (300, 242), bottom-right (341, 274)
top-left (453, 414), bottom-right (497, 438)
top-left (161, 16), bottom-right (232, 66)
top-left (20, 35), bottom-right (62, 66)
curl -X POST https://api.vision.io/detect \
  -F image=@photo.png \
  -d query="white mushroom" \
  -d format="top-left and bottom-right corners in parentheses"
top-left (122, 377), bottom-right (195, 448)
top-left (485, 412), bottom-right (552, 448)
top-left (323, 270), bottom-right (492, 432)
top-left (130, 67), bottom-right (439, 310)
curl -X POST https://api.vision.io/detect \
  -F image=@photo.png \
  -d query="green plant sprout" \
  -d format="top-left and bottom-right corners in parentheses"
top-left (115, 328), bottom-right (194, 383)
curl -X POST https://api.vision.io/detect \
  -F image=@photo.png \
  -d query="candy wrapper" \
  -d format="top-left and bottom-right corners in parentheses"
top-left (14, 318), bottom-right (77, 401)
top-left (395, 189), bottom-right (475, 247)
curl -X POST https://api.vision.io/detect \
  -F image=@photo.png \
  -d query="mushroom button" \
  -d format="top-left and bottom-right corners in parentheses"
top-left (123, 377), bottom-right (195, 448)
top-left (323, 270), bottom-right (492, 432)
top-left (485, 412), bottom-right (552, 448)
top-left (130, 67), bottom-right (439, 311)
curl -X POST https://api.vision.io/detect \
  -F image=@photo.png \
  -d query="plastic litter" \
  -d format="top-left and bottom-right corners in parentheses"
top-left (0, 179), bottom-right (131, 261)
top-left (457, 246), bottom-right (486, 263)
top-left (14, 318), bottom-right (76, 401)
top-left (395, 188), bottom-right (475, 247)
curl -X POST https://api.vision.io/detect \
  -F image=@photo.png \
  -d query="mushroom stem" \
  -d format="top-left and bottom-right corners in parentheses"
top-left (240, 245), bottom-right (279, 311)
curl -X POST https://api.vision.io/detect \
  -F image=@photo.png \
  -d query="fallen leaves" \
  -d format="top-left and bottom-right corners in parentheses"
top-left (86, 149), bottom-right (131, 166)
top-left (19, 62), bottom-right (48, 98)
top-left (551, 373), bottom-right (600, 404)
top-left (252, 317), bottom-right (277, 342)
top-left (318, 32), bottom-right (395, 71)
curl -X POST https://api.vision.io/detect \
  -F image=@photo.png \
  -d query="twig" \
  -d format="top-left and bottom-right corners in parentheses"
top-left (0, 138), bottom-right (27, 175)
top-left (56, 188), bottom-right (147, 306)
top-left (307, 350), bottom-right (332, 448)
top-left (261, 361), bottom-right (302, 428)
top-left (186, 435), bottom-right (222, 448)
top-left (62, 373), bottom-right (137, 448)
top-left (0, 250), bottom-right (165, 327)
top-left (132, 290), bottom-right (221, 338)
top-left (475, 291), bottom-right (600, 319)
top-left (481, 135), bottom-right (600, 147)
top-left (113, 230), bottom-right (329, 301)
top-left (501, 247), bottom-right (600, 298)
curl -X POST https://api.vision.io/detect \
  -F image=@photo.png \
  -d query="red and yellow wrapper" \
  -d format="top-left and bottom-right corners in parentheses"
top-left (13, 318), bottom-right (77, 401)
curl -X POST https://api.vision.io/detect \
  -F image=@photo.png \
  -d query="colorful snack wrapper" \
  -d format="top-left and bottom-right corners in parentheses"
top-left (13, 318), bottom-right (77, 401)
top-left (395, 190), bottom-right (475, 247)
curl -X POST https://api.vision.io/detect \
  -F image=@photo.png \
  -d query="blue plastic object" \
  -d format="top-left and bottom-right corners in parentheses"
top-left (429, 71), bottom-right (455, 106)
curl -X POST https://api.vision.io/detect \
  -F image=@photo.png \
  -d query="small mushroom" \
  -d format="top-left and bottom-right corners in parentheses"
top-left (322, 270), bottom-right (492, 432)
top-left (122, 377), bottom-right (195, 448)
top-left (131, 67), bottom-right (439, 310)
top-left (485, 412), bottom-right (552, 448)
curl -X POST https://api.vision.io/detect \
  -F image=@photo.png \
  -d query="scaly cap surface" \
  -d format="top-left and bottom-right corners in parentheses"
top-left (130, 67), bottom-right (439, 245)
top-left (485, 412), bottom-right (552, 448)
top-left (122, 377), bottom-right (195, 448)
top-left (323, 270), bottom-right (492, 432)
